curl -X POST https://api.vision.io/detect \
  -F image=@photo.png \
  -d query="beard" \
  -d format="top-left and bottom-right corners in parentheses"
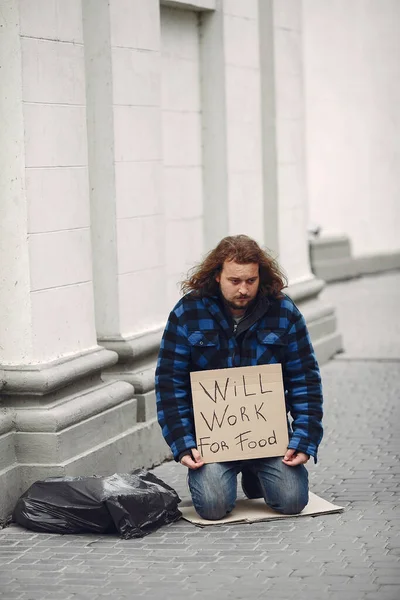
top-left (225, 298), bottom-right (250, 310)
top-left (224, 296), bottom-right (254, 312)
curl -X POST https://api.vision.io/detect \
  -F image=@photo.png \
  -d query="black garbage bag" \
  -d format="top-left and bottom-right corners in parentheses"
top-left (13, 470), bottom-right (182, 539)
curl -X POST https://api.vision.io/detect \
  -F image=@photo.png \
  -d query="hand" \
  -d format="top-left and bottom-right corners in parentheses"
top-left (282, 449), bottom-right (310, 467)
top-left (180, 448), bottom-right (205, 470)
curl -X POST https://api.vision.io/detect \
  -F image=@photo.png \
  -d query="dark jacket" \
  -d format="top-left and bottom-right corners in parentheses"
top-left (155, 292), bottom-right (323, 462)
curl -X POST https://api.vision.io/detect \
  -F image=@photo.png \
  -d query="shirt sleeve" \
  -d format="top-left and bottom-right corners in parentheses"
top-left (155, 308), bottom-right (197, 461)
top-left (283, 308), bottom-right (323, 463)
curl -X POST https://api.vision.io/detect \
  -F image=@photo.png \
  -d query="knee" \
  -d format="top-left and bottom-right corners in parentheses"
top-left (195, 498), bottom-right (234, 521)
top-left (189, 463), bottom-right (235, 520)
top-left (274, 490), bottom-right (308, 515)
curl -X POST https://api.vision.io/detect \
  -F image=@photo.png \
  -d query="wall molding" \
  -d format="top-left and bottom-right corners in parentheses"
top-left (11, 381), bottom-right (134, 433)
top-left (0, 348), bottom-right (118, 396)
top-left (286, 277), bottom-right (325, 304)
top-left (310, 234), bottom-right (400, 282)
top-left (354, 252), bottom-right (400, 277)
top-left (98, 327), bottom-right (164, 364)
top-left (0, 416), bottom-right (171, 524)
top-left (160, 0), bottom-right (216, 11)
top-left (286, 275), bottom-right (343, 363)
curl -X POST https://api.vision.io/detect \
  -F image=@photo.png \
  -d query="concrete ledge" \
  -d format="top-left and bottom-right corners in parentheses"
top-left (60, 417), bottom-right (172, 476)
top-left (10, 381), bottom-right (134, 433)
top-left (136, 390), bottom-right (157, 423)
top-left (313, 332), bottom-right (344, 366)
top-left (101, 370), bottom-right (157, 421)
top-left (287, 277), bottom-right (343, 364)
top-left (99, 328), bottom-right (163, 364)
top-left (310, 233), bottom-right (400, 282)
top-left (310, 234), bottom-right (351, 260)
top-left (15, 397), bottom-right (138, 463)
top-left (0, 426), bottom-right (16, 473)
top-left (100, 328), bottom-right (163, 395)
top-left (0, 464), bottom-right (22, 526)
top-left (0, 408), bottom-right (14, 435)
top-left (301, 299), bottom-right (337, 336)
top-left (0, 412), bottom-right (19, 523)
top-left (160, 0), bottom-right (216, 11)
top-left (312, 257), bottom-right (360, 282)
top-left (313, 252), bottom-right (400, 282)
top-left (0, 417), bottom-right (171, 523)
top-left (355, 251), bottom-right (400, 276)
top-left (16, 418), bottom-right (171, 494)
top-left (0, 356), bottom-right (140, 522)
top-left (303, 302), bottom-right (344, 364)
top-left (286, 277), bottom-right (325, 303)
top-left (102, 365), bottom-right (156, 395)
top-left (309, 233), bottom-right (354, 283)
top-left (0, 347), bottom-right (118, 395)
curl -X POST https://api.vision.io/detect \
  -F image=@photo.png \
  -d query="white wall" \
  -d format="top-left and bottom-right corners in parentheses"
top-left (303, 0), bottom-right (400, 257)
top-left (1, 0), bottom-right (337, 369)
top-left (83, 0), bottom-right (167, 340)
top-left (0, 0), bottom-right (99, 365)
top-left (161, 7), bottom-right (204, 307)
top-left (21, 0), bottom-right (98, 362)
top-left (223, 0), bottom-right (264, 243)
top-left (0, 0), bottom-right (32, 365)
top-left (110, 0), bottom-right (166, 336)
top-left (273, 0), bottom-right (312, 284)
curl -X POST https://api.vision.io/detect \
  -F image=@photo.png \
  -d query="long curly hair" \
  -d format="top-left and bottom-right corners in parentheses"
top-left (181, 235), bottom-right (287, 298)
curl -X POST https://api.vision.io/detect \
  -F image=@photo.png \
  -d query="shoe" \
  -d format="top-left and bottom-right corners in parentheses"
top-left (241, 467), bottom-right (263, 499)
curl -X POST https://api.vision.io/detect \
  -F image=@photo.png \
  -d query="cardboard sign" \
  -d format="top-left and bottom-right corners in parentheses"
top-left (190, 364), bottom-right (289, 463)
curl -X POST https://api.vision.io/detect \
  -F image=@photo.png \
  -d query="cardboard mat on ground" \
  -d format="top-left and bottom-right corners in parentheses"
top-left (190, 364), bottom-right (289, 463)
top-left (180, 492), bottom-right (344, 526)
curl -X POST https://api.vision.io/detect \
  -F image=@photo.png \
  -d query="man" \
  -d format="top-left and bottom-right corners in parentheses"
top-left (155, 235), bottom-right (323, 520)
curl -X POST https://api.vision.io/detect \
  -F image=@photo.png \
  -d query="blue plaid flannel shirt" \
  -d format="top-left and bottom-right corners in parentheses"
top-left (155, 292), bottom-right (323, 463)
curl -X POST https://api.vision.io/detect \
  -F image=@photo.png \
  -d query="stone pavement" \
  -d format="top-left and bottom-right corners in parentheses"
top-left (1, 271), bottom-right (399, 600)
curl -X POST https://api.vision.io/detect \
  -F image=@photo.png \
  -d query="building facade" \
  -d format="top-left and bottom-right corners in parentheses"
top-left (1, 0), bottom-right (399, 521)
top-left (304, 0), bottom-right (400, 280)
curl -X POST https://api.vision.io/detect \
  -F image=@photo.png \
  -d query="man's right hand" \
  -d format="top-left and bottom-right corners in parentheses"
top-left (180, 448), bottom-right (205, 470)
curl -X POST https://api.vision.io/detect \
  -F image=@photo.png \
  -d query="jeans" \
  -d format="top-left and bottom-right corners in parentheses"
top-left (188, 457), bottom-right (309, 520)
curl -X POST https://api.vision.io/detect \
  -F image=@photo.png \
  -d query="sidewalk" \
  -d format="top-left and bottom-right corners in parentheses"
top-left (1, 272), bottom-right (399, 600)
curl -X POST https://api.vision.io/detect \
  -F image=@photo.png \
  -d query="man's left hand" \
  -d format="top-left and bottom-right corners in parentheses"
top-left (282, 449), bottom-right (310, 466)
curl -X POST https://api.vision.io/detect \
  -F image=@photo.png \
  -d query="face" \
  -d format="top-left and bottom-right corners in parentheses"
top-left (216, 260), bottom-right (260, 315)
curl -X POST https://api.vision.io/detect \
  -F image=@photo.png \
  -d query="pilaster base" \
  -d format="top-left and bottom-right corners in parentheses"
top-left (287, 277), bottom-right (343, 365)
top-left (0, 347), bottom-right (172, 523)
top-left (0, 416), bottom-right (171, 525)
top-left (100, 330), bottom-right (163, 423)
top-left (309, 233), bottom-right (400, 282)
top-left (0, 413), bottom-right (19, 525)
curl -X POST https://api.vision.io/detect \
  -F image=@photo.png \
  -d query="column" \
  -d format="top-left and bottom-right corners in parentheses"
top-left (82, 0), bottom-right (170, 453)
top-left (0, 0), bottom-right (136, 521)
top-left (258, 0), bottom-right (343, 362)
top-left (272, 0), bottom-right (312, 285)
top-left (303, 0), bottom-right (400, 281)
top-left (161, 5), bottom-right (205, 307)
top-left (0, 0), bottom-right (28, 519)
top-left (200, 0), bottom-right (264, 249)
top-left (223, 0), bottom-right (264, 241)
